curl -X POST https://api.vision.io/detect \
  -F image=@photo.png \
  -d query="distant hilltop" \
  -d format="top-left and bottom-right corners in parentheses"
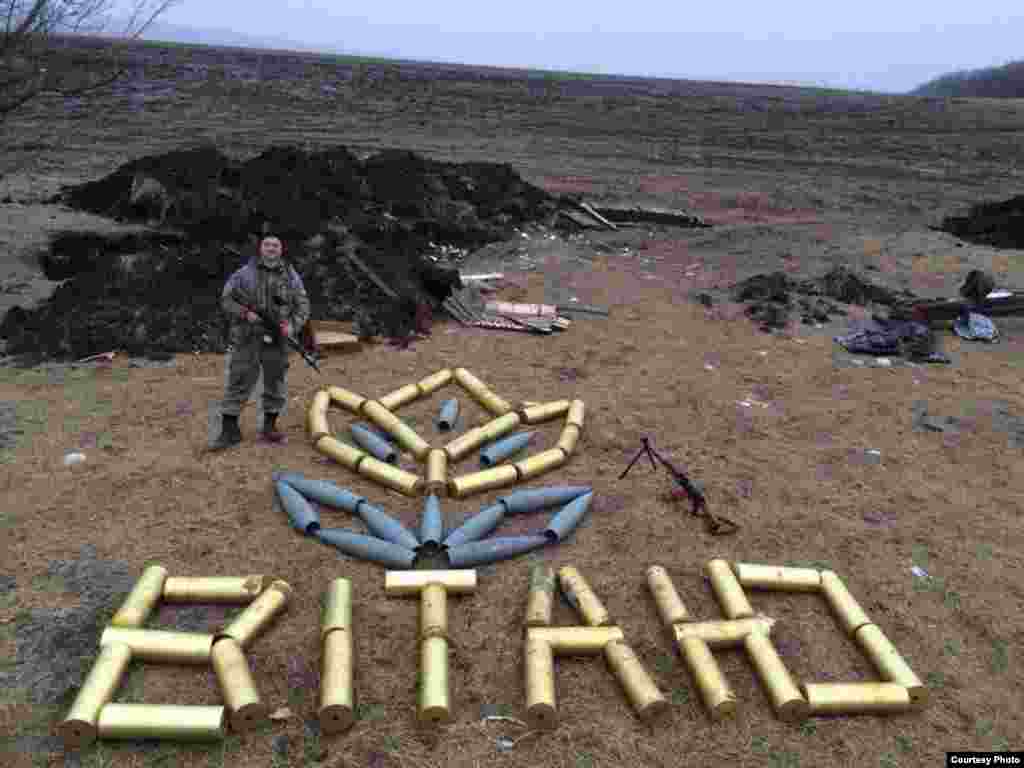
top-left (913, 59), bottom-right (1024, 98)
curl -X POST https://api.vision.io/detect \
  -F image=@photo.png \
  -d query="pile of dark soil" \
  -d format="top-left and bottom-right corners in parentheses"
top-left (0, 145), bottom-right (558, 361)
top-left (733, 267), bottom-right (914, 331)
top-left (939, 195), bottom-right (1024, 249)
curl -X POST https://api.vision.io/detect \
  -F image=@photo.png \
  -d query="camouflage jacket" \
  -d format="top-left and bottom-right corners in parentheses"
top-left (221, 257), bottom-right (310, 347)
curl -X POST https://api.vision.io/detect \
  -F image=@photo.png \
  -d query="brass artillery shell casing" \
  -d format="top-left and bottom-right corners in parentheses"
top-left (678, 636), bottom-right (737, 720)
top-left (447, 465), bottom-right (519, 499)
top-left (426, 449), bottom-right (447, 496)
top-left (706, 559), bottom-right (755, 619)
top-left (100, 627), bottom-right (213, 664)
top-left (217, 580), bottom-right (292, 649)
top-left (566, 399), bottom-right (586, 430)
top-left (556, 424), bottom-right (581, 456)
top-left (527, 626), bottom-right (624, 655)
top-left (854, 624), bottom-right (928, 708)
top-left (360, 400), bottom-right (431, 460)
top-left (420, 583), bottom-right (448, 640)
top-left (802, 682), bottom-right (913, 715)
top-left (604, 640), bottom-right (670, 722)
top-left (97, 703), bottom-right (226, 742)
top-left (59, 643), bottom-right (133, 748)
top-left (321, 578), bottom-right (352, 639)
top-left (385, 569), bottom-right (477, 596)
top-left (820, 571), bottom-right (872, 636)
top-left (521, 400), bottom-right (571, 424)
top-left (516, 448), bottom-right (568, 481)
top-left (110, 565), bottom-right (168, 628)
top-left (525, 565), bottom-right (555, 627)
top-left (162, 576), bottom-right (264, 604)
top-left (211, 637), bottom-right (269, 732)
top-left (558, 566), bottom-right (611, 626)
top-left (320, 628), bottom-right (355, 734)
top-left (379, 383), bottom-right (421, 411)
top-left (453, 368), bottom-right (513, 415)
top-left (732, 563), bottom-right (822, 592)
top-left (524, 635), bottom-right (557, 730)
top-left (646, 566), bottom-right (690, 626)
top-left (477, 412), bottom-right (522, 443)
top-left (308, 390), bottom-right (331, 442)
top-left (316, 435), bottom-right (367, 470)
top-left (673, 615), bottom-right (776, 649)
top-left (417, 369), bottom-right (453, 396)
top-left (358, 456), bottom-right (424, 497)
top-left (744, 631), bottom-right (808, 721)
top-left (327, 386), bottom-right (366, 414)
top-left (419, 636), bottom-right (451, 723)
top-left (443, 427), bottom-right (485, 462)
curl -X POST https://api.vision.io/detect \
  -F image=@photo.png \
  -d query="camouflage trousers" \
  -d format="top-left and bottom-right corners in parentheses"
top-left (220, 338), bottom-right (290, 417)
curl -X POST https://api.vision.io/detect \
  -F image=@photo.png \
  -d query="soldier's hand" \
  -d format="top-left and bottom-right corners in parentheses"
top-left (245, 310), bottom-right (260, 324)
top-left (279, 320), bottom-right (291, 337)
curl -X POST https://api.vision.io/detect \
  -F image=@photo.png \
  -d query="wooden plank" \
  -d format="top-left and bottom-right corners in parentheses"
top-left (556, 303), bottom-right (610, 317)
top-left (309, 320), bottom-right (357, 335)
top-left (578, 201), bottom-right (618, 231)
top-left (485, 301), bottom-right (557, 317)
top-left (593, 204), bottom-right (709, 228)
top-left (314, 331), bottom-right (361, 353)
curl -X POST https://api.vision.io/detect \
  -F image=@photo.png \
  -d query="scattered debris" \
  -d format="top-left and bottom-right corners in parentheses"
top-left (953, 313), bottom-right (999, 342)
top-left (591, 204), bottom-right (710, 229)
top-left (63, 452), bottom-right (86, 466)
top-left (732, 267), bottom-right (907, 331)
top-left (0, 401), bottom-right (19, 451)
top-left (269, 707), bottom-right (293, 721)
top-left (76, 351), bottom-right (116, 364)
top-left (912, 403), bottom-right (964, 434)
top-left (555, 303), bottom-right (610, 317)
top-left (911, 565), bottom-right (929, 579)
top-left (445, 284), bottom-right (560, 333)
top-left (556, 208), bottom-right (605, 231)
top-left (577, 201), bottom-right (618, 230)
top-left (128, 356), bottom-right (177, 368)
top-left (938, 194), bottom-right (1024, 249)
top-left (485, 302), bottom-right (557, 318)
top-left (833, 318), bottom-right (945, 362)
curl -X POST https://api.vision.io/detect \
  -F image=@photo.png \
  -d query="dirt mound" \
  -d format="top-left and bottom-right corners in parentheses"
top-left (2, 145), bottom-right (558, 361)
top-left (732, 267), bottom-right (912, 331)
top-left (939, 194), bottom-right (1024, 249)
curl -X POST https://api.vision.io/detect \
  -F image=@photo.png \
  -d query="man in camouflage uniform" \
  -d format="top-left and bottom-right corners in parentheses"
top-left (211, 236), bottom-right (310, 450)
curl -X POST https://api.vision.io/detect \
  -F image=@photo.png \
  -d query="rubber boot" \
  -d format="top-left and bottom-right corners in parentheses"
top-left (210, 413), bottom-right (242, 451)
top-left (262, 412), bottom-right (286, 444)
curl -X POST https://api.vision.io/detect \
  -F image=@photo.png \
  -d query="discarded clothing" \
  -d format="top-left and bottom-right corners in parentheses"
top-left (834, 319), bottom-right (932, 356)
top-left (953, 312), bottom-right (998, 342)
top-left (834, 318), bottom-right (951, 363)
top-left (834, 329), bottom-right (901, 356)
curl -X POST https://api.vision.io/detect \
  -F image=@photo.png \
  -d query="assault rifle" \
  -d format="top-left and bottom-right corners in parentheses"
top-left (232, 291), bottom-right (321, 374)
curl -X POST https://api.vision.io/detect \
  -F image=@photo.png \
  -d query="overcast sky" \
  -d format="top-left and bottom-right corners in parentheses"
top-left (142, 1), bottom-right (1024, 92)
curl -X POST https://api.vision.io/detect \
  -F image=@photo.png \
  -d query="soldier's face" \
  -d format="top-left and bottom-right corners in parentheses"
top-left (260, 238), bottom-right (283, 259)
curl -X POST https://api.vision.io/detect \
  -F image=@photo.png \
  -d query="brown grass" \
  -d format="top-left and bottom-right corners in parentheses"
top-left (2, 257), bottom-right (1023, 768)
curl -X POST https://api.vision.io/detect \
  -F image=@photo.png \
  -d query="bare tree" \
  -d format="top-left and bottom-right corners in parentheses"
top-left (1, 0), bottom-right (179, 120)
